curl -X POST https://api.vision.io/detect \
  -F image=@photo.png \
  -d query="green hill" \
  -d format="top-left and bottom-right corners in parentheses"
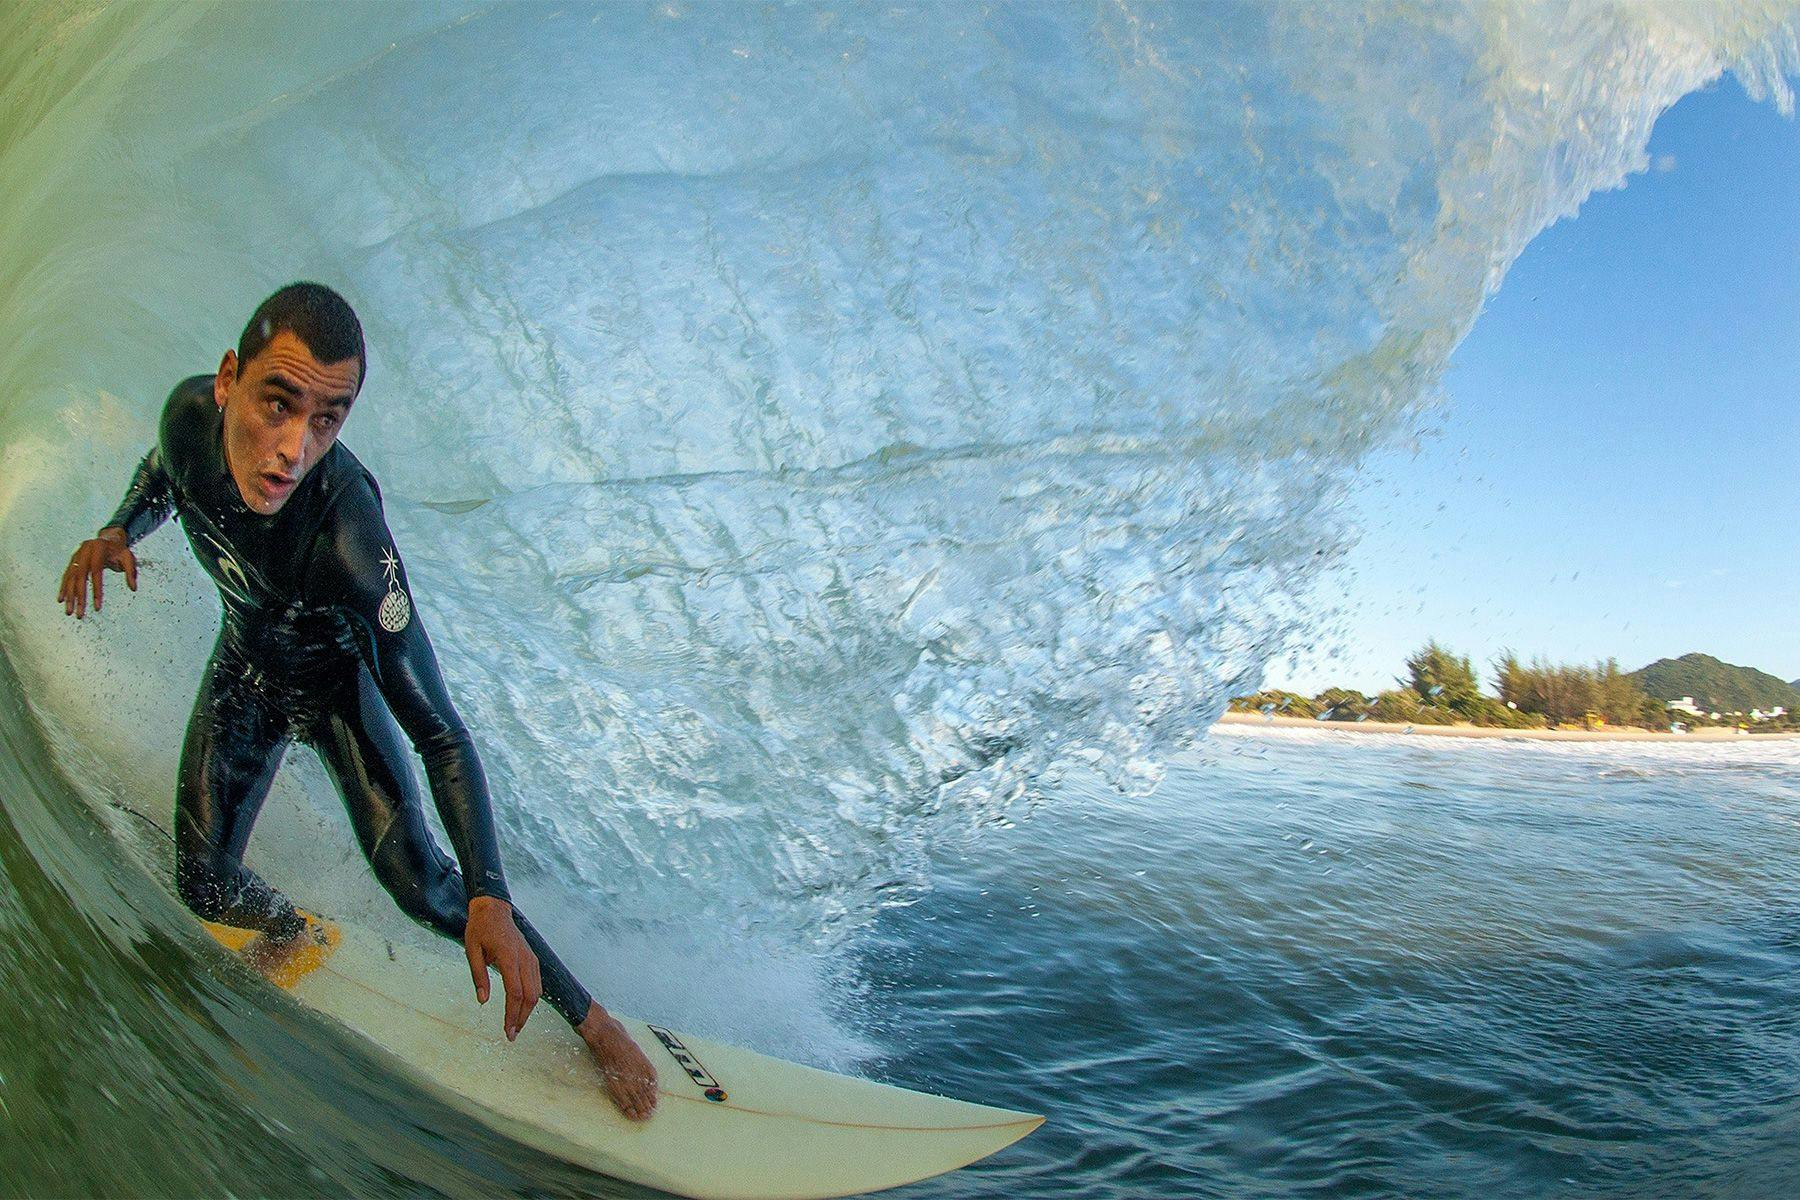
top-left (1629, 653), bottom-right (1800, 714)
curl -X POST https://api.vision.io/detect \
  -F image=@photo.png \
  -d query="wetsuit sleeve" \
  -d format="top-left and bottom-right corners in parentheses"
top-left (310, 479), bottom-right (511, 904)
top-left (102, 448), bottom-right (176, 545)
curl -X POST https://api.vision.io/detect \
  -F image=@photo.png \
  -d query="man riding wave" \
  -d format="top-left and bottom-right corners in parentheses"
top-left (59, 282), bottom-right (658, 1121)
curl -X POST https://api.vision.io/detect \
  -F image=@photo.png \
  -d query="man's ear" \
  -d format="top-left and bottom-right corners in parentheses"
top-left (214, 351), bottom-right (237, 410)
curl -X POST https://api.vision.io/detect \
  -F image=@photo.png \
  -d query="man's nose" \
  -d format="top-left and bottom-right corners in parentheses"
top-left (277, 418), bottom-right (313, 467)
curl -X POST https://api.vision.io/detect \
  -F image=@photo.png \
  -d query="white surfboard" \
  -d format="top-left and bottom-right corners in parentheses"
top-left (204, 914), bottom-right (1042, 1199)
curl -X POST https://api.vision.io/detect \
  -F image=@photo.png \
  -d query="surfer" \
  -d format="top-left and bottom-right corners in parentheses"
top-left (56, 282), bottom-right (658, 1121)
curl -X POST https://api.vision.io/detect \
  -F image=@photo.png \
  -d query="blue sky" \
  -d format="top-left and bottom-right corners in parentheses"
top-left (1269, 76), bottom-right (1800, 698)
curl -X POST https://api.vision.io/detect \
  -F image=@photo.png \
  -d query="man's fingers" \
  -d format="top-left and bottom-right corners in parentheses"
top-left (55, 542), bottom-right (139, 615)
top-left (502, 954), bottom-right (526, 1040)
top-left (518, 954), bottom-right (542, 1033)
top-left (466, 940), bottom-right (490, 1004)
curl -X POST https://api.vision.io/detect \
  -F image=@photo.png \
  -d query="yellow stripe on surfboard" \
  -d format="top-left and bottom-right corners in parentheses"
top-left (202, 909), bottom-right (342, 990)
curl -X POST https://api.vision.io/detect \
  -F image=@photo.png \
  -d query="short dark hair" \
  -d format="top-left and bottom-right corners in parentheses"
top-left (236, 282), bottom-right (367, 392)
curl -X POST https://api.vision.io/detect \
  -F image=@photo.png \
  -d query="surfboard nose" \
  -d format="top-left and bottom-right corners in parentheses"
top-left (611, 1024), bottom-right (1045, 1199)
top-left (795, 1109), bottom-right (1046, 1200)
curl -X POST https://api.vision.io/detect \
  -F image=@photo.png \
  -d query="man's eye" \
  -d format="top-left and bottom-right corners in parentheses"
top-left (314, 414), bottom-right (339, 431)
top-left (267, 397), bottom-right (287, 413)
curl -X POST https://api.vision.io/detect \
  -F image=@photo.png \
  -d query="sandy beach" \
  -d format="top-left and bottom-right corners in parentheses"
top-left (1217, 711), bottom-right (1800, 742)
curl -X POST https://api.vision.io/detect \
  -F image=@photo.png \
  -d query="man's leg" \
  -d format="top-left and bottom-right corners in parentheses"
top-left (174, 646), bottom-right (306, 941)
top-left (307, 665), bottom-right (594, 1027)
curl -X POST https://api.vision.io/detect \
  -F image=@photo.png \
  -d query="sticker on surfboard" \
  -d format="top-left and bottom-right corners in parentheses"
top-left (648, 1024), bottom-right (728, 1101)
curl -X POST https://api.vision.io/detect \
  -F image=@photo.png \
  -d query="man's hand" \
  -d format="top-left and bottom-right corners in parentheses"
top-left (59, 528), bottom-right (137, 619)
top-left (464, 895), bottom-right (542, 1041)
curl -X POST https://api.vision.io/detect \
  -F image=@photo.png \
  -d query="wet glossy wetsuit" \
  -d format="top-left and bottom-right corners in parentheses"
top-left (105, 375), bottom-right (593, 1026)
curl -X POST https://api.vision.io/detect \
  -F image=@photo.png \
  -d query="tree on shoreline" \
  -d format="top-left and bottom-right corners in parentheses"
top-left (1313, 687), bottom-right (1370, 722)
top-left (1492, 652), bottom-right (1664, 729)
top-left (1405, 641), bottom-right (1479, 711)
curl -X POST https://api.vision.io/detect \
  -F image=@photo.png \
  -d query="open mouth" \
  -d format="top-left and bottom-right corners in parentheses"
top-left (260, 471), bottom-right (296, 495)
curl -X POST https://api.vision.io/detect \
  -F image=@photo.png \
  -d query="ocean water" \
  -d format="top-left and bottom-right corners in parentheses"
top-left (3, 3), bottom-right (1799, 1198)
top-left (864, 727), bottom-right (1800, 1198)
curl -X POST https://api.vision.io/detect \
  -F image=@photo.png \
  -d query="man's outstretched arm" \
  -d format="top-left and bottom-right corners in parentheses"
top-left (309, 473), bottom-right (662, 1116)
top-left (312, 487), bottom-right (511, 904)
top-left (59, 447), bottom-right (173, 618)
top-left (309, 474), bottom-right (542, 1036)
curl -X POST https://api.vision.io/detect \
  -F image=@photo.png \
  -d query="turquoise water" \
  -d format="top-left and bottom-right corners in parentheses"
top-left (5, 3), bottom-right (1800, 1197)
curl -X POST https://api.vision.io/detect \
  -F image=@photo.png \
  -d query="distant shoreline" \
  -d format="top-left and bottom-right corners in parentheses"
top-left (1216, 711), bottom-right (1800, 742)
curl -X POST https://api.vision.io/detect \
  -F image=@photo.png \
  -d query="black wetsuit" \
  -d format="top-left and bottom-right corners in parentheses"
top-left (105, 375), bottom-right (592, 1027)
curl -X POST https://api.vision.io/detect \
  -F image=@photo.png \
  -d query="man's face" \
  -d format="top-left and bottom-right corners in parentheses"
top-left (213, 330), bottom-right (361, 515)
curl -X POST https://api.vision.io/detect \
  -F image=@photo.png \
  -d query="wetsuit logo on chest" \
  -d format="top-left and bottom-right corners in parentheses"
top-left (377, 547), bottom-right (411, 633)
top-left (197, 529), bottom-right (252, 606)
top-left (218, 554), bottom-right (250, 601)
